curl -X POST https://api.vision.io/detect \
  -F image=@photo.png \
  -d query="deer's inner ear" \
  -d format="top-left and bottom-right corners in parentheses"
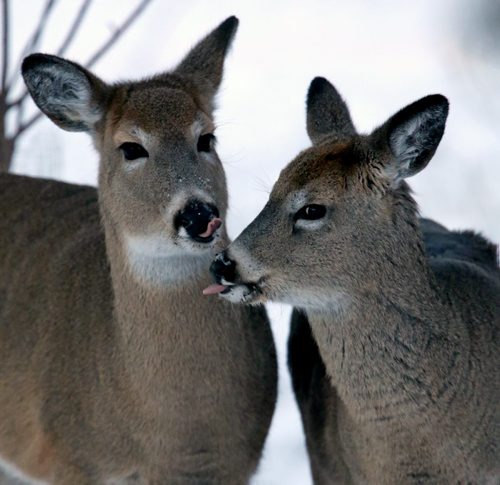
top-left (21, 53), bottom-right (108, 132)
top-left (370, 94), bottom-right (449, 182)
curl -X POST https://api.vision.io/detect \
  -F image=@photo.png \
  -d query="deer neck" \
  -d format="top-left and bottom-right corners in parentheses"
top-left (307, 225), bottom-right (464, 422)
top-left (99, 208), bottom-right (220, 402)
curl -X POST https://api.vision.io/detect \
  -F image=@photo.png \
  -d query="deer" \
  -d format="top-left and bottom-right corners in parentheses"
top-left (0, 17), bottom-right (278, 484)
top-left (205, 77), bottom-right (500, 483)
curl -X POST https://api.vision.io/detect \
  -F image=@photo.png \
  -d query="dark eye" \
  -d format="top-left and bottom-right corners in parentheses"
top-left (197, 133), bottom-right (215, 153)
top-left (294, 204), bottom-right (327, 221)
top-left (119, 142), bottom-right (149, 161)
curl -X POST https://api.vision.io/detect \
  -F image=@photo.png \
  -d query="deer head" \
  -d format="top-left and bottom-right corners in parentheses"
top-left (206, 77), bottom-right (448, 309)
top-left (22, 17), bottom-right (239, 284)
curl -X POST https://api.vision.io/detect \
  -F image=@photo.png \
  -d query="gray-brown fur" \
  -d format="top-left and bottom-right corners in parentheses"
top-left (0, 17), bottom-right (277, 484)
top-left (210, 77), bottom-right (499, 483)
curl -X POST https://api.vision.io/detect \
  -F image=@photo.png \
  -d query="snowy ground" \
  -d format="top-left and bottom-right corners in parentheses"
top-left (8, 1), bottom-right (500, 483)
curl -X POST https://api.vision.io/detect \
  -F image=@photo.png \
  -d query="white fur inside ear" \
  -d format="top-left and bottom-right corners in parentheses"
top-left (27, 63), bottom-right (101, 130)
top-left (389, 115), bottom-right (424, 163)
top-left (387, 102), bottom-right (446, 180)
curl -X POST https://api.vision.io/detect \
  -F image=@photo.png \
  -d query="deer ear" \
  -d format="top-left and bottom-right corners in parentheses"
top-left (173, 16), bottom-right (238, 106)
top-left (22, 54), bottom-right (108, 132)
top-left (372, 94), bottom-right (449, 180)
top-left (306, 77), bottom-right (355, 144)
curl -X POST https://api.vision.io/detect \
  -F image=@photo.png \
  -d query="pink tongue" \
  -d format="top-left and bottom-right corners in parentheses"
top-left (198, 218), bottom-right (222, 238)
top-left (203, 284), bottom-right (228, 296)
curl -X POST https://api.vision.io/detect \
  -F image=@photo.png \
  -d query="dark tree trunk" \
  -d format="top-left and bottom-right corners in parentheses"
top-left (0, 134), bottom-right (13, 172)
top-left (0, 97), bottom-right (13, 172)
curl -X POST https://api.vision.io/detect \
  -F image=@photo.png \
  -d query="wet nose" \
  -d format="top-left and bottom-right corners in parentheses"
top-left (175, 200), bottom-right (221, 242)
top-left (210, 251), bottom-right (237, 284)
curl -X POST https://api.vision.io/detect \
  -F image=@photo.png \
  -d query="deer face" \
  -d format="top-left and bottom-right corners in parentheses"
top-left (99, 84), bottom-right (228, 259)
top-left (22, 17), bottom-right (239, 282)
top-left (207, 78), bottom-right (448, 309)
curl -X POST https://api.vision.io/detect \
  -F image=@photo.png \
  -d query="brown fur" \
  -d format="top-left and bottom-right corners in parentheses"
top-left (213, 78), bottom-right (499, 483)
top-left (0, 17), bottom-right (277, 484)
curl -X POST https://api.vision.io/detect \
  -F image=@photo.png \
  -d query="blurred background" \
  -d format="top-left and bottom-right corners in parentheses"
top-left (2, 1), bottom-right (499, 483)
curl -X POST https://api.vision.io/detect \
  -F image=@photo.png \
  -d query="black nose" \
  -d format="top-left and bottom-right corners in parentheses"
top-left (175, 200), bottom-right (220, 242)
top-left (210, 251), bottom-right (237, 284)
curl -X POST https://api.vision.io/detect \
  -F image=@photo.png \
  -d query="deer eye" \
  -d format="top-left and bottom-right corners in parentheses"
top-left (197, 133), bottom-right (215, 153)
top-left (119, 142), bottom-right (149, 160)
top-left (294, 204), bottom-right (326, 221)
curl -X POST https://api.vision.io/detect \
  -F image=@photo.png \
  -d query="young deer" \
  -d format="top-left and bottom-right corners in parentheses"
top-left (206, 78), bottom-right (500, 483)
top-left (0, 17), bottom-right (277, 484)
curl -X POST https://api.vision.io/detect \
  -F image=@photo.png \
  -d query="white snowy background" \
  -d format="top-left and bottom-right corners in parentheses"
top-left (6, 1), bottom-right (500, 483)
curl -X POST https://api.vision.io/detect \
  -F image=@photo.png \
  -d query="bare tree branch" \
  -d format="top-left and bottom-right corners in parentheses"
top-left (85, 0), bottom-right (153, 69)
top-left (13, 110), bottom-right (42, 139)
top-left (56, 0), bottom-right (92, 57)
top-left (6, 0), bottom-right (92, 108)
top-left (15, 0), bottom-right (57, 73)
top-left (6, 89), bottom-right (25, 109)
top-left (5, 0), bottom-right (57, 92)
top-left (15, 94), bottom-right (23, 125)
top-left (8, 0), bottom-right (152, 110)
top-left (1, 0), bottom-right (9, 95)
top-left (10, 0), bottom-right (154, 141)
top-left (6, 0), bottom-right (60, 106)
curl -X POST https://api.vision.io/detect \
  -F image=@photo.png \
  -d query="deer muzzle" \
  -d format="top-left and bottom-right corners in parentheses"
top-left (203, 251), bottom-right (261, 302)
top-left (175, 200), bottom-right (222, 243)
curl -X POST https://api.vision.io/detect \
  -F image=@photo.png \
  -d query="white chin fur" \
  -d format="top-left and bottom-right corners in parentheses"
top-left (219, 285), bottom-right (256, 304)
top-left (177, 226), bottom-right (223, 253)
top-left (282, 289), bottom-right (351, 314)
top-left (124, 231), bottom-right (212, 285)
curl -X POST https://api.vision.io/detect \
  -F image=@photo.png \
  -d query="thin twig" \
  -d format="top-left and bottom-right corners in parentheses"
top-left (25, 0), bottom-right (57, 52)
top-left (56, 0), bottom-right (92, 57)
top-left (5, 0), bottom-right (57, 92)
top-left (14, 110), bottom-right (42, 139)
top-left (11, 0), bottom-right (154, 139)
top-left (8, 0), bottom-right (152, 109)
top-left (6, 90), bottom-right (24, 109)
top-left (1, 0), bottom-right (9, 95)
top-left (15, 94), bottom-right (24, 127)
top-left (6, 0), bottom-right (59, 105)
top-left (6, 0), bottom-right (91, 108)
top-left (85, 0), bottom-right (153, 69)
top-left (9, 0), bottom-right (57, 86)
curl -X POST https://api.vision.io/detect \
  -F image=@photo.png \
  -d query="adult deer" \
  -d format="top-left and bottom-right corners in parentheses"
top-left (207, 77), bottom-right (500, 483)
top-left (0, 17), bottom-right (277, 484)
